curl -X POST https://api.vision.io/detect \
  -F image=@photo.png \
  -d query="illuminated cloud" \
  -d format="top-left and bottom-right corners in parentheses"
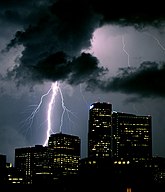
top-left (1, 0), bottom-right (165, 97)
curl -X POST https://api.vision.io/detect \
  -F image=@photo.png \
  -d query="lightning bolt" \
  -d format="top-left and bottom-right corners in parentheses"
top-left (20, 86), bottom-right (53, 136)
top-left (22, 81), bottom-right (64, 146)
top-left (122, 35), bottom-right (130, 67)
top-left (145, 32), bottom-right (165, 53)
top-left (79, 83), bottom-right (89, 108)
top-left (58, 87), bottom-right (77, 133)
top-left (24, 81), bottom-right (76, 147)
top-left (122, 35), bottom-right (140, 115)
top-left (43, 82), bottom-right (59, 146)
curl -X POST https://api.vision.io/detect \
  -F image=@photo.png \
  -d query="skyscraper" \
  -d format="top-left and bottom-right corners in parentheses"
top-left (88, 102), bottom-right (112, 159)
top-left (48, 133), bottom-right (80, 178)
top-left (87, 102), bottom-right (152, 164)
top-left (15, 145), bottom-right (51, 184)
top-left (14, 133), bottom-right (80, 184)
top-left (0, 154), bottom-right (6, 184)
top-left (112, 112), bottom-right (152, 164)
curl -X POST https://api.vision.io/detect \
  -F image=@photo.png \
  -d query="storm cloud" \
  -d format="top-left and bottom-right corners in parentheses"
top-left (96, 61), bottom-right (165, 98)
top-left (1, 0), bottom-right (165, 96)
top-left (6, 51), bottom-right (107, 86)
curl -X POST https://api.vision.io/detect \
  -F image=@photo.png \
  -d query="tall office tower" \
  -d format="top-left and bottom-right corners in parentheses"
top-left (48, 133), bottom-right (80, 178)
top-left (15, 145), bottom-right (51, 184)
top-left (30, 145), bottom-right (53, 184)
top-left (15, 147), bottom-right (32, 184)
top-left (112, 112), bottom-right (152, 164)
top-left (88, 102), bottom-right (112, 159)
top-left (0, 154), bottom-right (6, 184)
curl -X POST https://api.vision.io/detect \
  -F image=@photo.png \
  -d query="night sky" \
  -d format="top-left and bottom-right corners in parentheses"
top-left (0, 0), bottom-right (165, 164)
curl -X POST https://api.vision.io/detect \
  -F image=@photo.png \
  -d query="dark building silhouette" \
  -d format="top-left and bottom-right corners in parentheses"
top-left (6, 163), bottom-right (24, 184)
top-left (112, 111), bottom-right (152, 164)
top-left (0, 154), bottom-right (6, 168)
top-left (0, 154), bottom-right (7, 184)
top-left (85, 102), bottom-right (153, 190)
top-left (88, 102), bottom-right (152, 163)
top-left (15, 145), bottom-right (51, 184)
top-left (48, 133), bottom-right (80, 179)
top-left (88, 102), bottom-right (112, 159)
top-left (150, 156), bottom-right (165, 185)
top-left (1, 101), bottom-right (165, 191)
top-left (30, 145), bottom-right (53, 184)
top-left (14, 133), bottom-right (80, 184)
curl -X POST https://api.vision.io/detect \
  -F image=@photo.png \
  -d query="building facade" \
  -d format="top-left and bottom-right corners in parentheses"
top-left (112, 112), bottom-right (152, 164)
top-left (15, 145), bottom-right (51, 184)
top-left (14, 133), bottom-right (80, 184)
top-left (88, 102), bottom-right (113, 159)
top-left (0, 154), bottom-right (7, 184)
top-left (88, 102), bottom-right (152, 165)
top-left (48, 133), bottom-right (80, 178)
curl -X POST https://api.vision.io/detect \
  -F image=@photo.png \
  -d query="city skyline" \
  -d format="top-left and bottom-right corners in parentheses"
top-left (0, 0), bottom-right (165, 165)
top-left (1, 102), bottom-right (160, 188)
top-left (0, 101), bottom-right (154, 165)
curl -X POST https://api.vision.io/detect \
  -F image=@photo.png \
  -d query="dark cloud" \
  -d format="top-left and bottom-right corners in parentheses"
top-left (2, 0), bottom-right (165, 90)
top-left (0, 0), bottom-right (52, 25)
top-left (124, 97), bottom-right (143, 104)
top-left (32, 51), bottom-right (107, 85)
top-left (68, 52), bottom-right (108, 85)
top-left (96, 62), bottom-right (165, 98)
top-left (5, 52), bottom-right (107, 87)
top-left (90, 0), bottom-right (165, 28)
